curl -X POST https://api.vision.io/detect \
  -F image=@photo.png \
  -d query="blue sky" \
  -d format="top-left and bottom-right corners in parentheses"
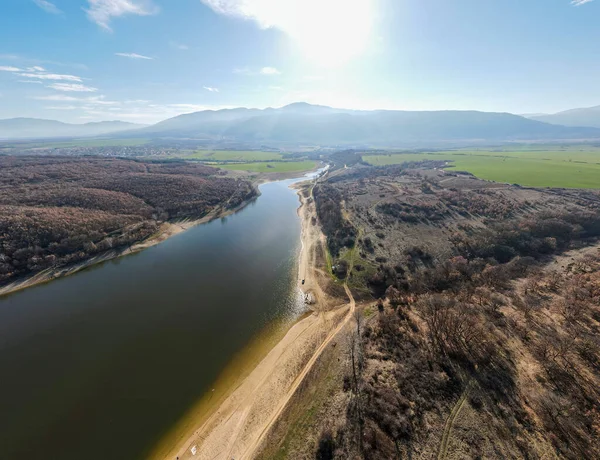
top-left (0, 0), bottom-right (599, 124)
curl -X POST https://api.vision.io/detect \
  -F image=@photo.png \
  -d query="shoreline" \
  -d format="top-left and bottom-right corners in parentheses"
top-left (152, 171), bottom-right (352, 460)
top-left (0, 194), bottom-right (259, 299)
top-left (0, 163), bottom-right (325, 298)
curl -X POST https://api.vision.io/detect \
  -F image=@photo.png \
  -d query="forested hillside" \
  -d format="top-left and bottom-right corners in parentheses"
top-left (0, 157), bottom-right (256, 284)
top-left (275, 162), bottom-right (600, 459)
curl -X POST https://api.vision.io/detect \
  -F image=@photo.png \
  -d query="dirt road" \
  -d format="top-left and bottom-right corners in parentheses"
top-left (243, 284), bottom-right (356, 459)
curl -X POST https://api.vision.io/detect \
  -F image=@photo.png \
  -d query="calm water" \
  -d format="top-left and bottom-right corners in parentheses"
top-left (0, 173), bottom-right (319, 459)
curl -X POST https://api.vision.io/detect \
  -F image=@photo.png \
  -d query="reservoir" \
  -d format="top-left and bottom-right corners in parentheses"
top-left (0, 172), bottom-right (320, 459)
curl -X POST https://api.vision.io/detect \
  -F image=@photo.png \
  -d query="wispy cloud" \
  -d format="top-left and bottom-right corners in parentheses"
top-left (233, 67), bottom-right (251, 75)
top-left (85, 96), bottom-right (120, 105)
top-left (234, 66), bottom-right (281, 76)
top-left (203, 86), bottom-right (219, 92)
top-left (86, 0), bottom-right (158, 30)
top-left (45, 106), bottom-right (79, 110)
top-left (48, 83), bottom-right (98, 92)
top-left (35, 95), bottom-right (118, 105)
top-left (19, 73), bottom-right (83, 81)
top-left (0, 66), bottom-right (21, 72)
top-left (33, 0), bottom-right (62, 14)
top-left (200, 0), bottom-right (374, 64)
top-left (169, 41), bottom-right (189, 50)
top-left (260, 66), bottom-right (281, 75)
top-left (26, 66), bottom-right (46, 72)
top-left (115, 52), bottom-right (154, 60)
top-left (35, 94), bottom-right (79, 101)
top-left (571, 0), bottom-right (594, 5)
top-left (18, 80), bottom-right (44, 84)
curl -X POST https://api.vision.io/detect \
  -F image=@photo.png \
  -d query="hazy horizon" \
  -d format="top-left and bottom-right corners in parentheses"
top-left (1, 0), bottom-right (599, 124)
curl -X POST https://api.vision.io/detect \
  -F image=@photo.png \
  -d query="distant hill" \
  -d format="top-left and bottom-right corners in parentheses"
top-left (5, 104), bottom-right (600, 146)
top-left (0, 118), bottom-right (146, 140)
top-left (527, 105), bottom-right (600, 129)
top-left (134, 103), bottom-right (600, 147)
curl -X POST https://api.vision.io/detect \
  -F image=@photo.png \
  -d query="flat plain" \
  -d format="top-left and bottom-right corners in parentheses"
top-left (363, 147), bottom-right (600, 188)
top-left (185, 150), bottom-right (284, 161)
top-left (219, 160), bottom-right (317, 173)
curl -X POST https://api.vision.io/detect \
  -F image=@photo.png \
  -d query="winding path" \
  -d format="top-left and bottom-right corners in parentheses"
top-left (437, 378), bottom-right (474, 460)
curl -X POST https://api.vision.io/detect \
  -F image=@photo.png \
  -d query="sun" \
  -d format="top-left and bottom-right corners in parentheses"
top-left (287, 0), bottom-right (375, 66)
top-left (247, 0), bottom-right (376, 67)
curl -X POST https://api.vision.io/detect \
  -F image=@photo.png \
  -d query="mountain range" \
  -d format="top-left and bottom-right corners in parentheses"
top-left (3, 103), bottom-right (600, 146)
top-left (524, 105), bottom-right (600, 129)
top-left (0, 118), bottom-right (146, 140)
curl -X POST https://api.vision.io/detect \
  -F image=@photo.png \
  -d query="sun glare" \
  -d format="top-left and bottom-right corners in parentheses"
top-left (246, 0), bottom-right (375, 66)
top-left (290, 0), bottom-right (374, 66)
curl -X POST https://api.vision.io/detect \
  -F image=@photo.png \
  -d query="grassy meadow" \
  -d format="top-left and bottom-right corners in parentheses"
top-left (185, 150), bottom-right (284, 161)
top-left (219, 160), bottom-right (317, 173)
top-left (364, 148), bottom-right (600, 188)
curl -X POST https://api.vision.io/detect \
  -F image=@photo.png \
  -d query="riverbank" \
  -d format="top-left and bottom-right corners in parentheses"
top-left (0, 195), bottom-right (258, 298)
top-left (153, 176), bottom-right (354, 460)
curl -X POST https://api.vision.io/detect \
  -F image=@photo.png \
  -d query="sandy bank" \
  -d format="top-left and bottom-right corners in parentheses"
top-left (154, 177), bottom-right (355, 460)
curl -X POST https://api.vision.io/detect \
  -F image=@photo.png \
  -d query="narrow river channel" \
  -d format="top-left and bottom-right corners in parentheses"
top-left (0, 171), bottom-right (321, 459)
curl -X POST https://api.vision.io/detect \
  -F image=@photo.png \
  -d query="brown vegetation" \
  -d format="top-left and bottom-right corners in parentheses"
top-left (277, 163), bottom-right (600, 459)
top-left (0, 156), bottom-right (256, 284)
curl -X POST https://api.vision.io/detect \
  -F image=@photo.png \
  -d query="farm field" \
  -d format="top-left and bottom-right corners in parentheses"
top-left (363, 149), bottom-right (600, 188)
top-left (184, 150), bottom-right (284, 161)
top-left (219, 160), bottom-right (316, 173)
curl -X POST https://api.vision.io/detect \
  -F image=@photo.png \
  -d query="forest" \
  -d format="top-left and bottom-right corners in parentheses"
top-left (0, 156), bottom-right (257, 284)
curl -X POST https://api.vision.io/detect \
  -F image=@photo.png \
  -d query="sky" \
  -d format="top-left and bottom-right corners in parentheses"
top-left (0, 0), bottom-right (599, 124)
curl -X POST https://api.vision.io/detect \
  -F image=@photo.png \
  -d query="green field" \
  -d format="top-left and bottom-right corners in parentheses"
top-left (4, 138), bottom-right (150, 148)
top-left (363, 149), bottom-right (600, 189)
top-left (185, 150), bottom-right (284, 161)
top-left (219, 161), bottom-right (316, 173)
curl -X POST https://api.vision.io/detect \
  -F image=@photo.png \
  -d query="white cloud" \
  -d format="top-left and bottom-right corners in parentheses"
top-left (26, 66), bottom-right (46, 72)
top-left (203, 86), bottom-right (219, 92)
top-left (34, 94), bottom-right (79, 101)
top-left (18, 80), bottom-right (44, 84)
top-left (86, 96), bottom-right (120, 105)
top-left (200, 0), bottom-right (375, 65)
top-left (19, 73), bottom-right (82, 81)
top-left (233, 66), bottom-right (251, 75)
top-left (115, 52), bottom-right (154, 60)
top-left (162, 103), bottom-right (209, 111)
top-left (233, 66), bottom-right (281, 76)
top-left (48, 83), bottom-right (99, 92)
top-left (86, 0), bottom-right (158, 30)
top-left (260, 66), bottom-right (281, 75)
top-left (35, 94), bottom-right (119, 105)
top-left (170, 41), bottom-right (189, 50)
top-left (0, 66), bottom-right (21, 72)
top-left (33, 0), bottom-right (62, 14)
top-left (572, 0), bottom-right (594, 4)
top-left (45, 106), bottom-right (79, 110)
